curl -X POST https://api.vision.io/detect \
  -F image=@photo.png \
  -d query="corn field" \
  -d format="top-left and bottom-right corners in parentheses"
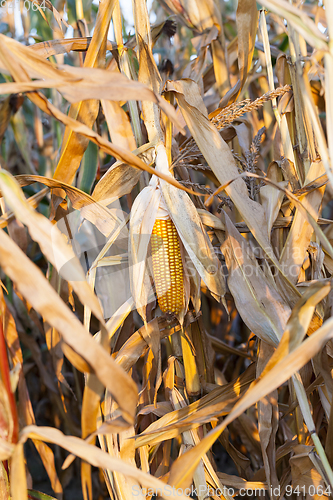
top-left (1, 0), bottom-right (333, 498)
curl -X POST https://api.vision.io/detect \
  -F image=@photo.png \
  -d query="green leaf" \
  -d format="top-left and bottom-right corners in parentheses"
top-left (28, 490), bottom-right (58, 500)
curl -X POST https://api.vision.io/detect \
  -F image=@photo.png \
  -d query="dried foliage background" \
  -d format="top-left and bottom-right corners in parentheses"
top-left (1, 0), bottom-right (333, 499)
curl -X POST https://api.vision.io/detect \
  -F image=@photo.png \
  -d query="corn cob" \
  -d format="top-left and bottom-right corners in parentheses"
top-left (150, 218), bottom-right (184, 315)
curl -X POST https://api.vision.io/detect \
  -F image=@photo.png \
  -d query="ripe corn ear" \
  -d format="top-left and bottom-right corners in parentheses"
top-left (150, 218), bottom-right (184, 314)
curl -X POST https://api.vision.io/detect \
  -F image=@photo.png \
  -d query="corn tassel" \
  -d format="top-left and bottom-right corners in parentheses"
top-left (150, 218), bottom-right (184, 315)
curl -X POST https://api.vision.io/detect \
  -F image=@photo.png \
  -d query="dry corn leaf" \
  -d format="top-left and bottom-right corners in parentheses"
top-left (217, 473), bottom-right (267, 490)
top-left (237, 0), bottom-right (258, 85)
top-left (28, 19), bottom-right (173, 59)
top-left (12, 89), bottom-right (194, 195)
top-left (9, 443), bottom-right (27, 500)
top-left (257, 341), bottom-right (279, 500)
top-left (134, 0), bottom-right (163, 144)
top-left (159, 0), bottom-right (228, 96)
top-left (279, 161), bottom-right (326, 284)
top-left (290, 445), bottom-right (327, 494)
top-left (29, 37), bottom-right (112, 57)
top-left (28, 437), bottom-right (62, 497)
top-left (89, 418), bottom-right (131, 438)
top-left (281, 281), bottom-right (330, 350)
top-left (166, 79), bottom-right (285, 271)
top-left (160, 0), bottom-right (222, 31)
top-left (82, 298), bottom-right (138, 499)
top-left (242, 276), bottom-right (331, 438)
top-left (1, 291), bottom-right (63, 495)
top-left (220, 0), bottom-right (258, 106)
top-left (247, 173), bottom-right (333, 260)
top-left (106, 414), bottom-right (142, 500)
top-left (115, 314), bottom-right (199, 375)
top-left (260, 181), bottom-right (288, 236)
top-left (0, 378), bottom-right (12, 446)
top-left (102, 100), bottom-right (137, 151)
top-left (0, 41), bottom-right (182, 129)
top-left (13, 174), bottom-right (121, 236)
top-left (0, 227), bottom-right (137, 423)
top-left (163, 385), bottom-right (209, 500)
top-left (0, 70), bottom-right (179, 108)
top-left (168, 311), bottom-right (333, 489)
top-left (133, 364), bottom-right (255, 448)
top-left (313, 347), bottom-right (333, 423)
top-left (221, 213), bottom-right (291, 346)
top-left (28, 0), bottom-right (67, 32)
top-left (19, 425), bottom-right (189, 500)
top-left (116, 323), bottom-right (170, 373)
top-left (180, 327), bottom-right (200, 396)
top-left (0, 171), bottom-right (105, 324)
top-left (92, 144), bottom-right (155, 204)
top-left (208, 171), bottom-right (333, 309)
top-left (81, 376), bottom-right (104, 500)
top-left (25, 88), bottom-right (197, 196)
top-left (0, 96), bottom-right (15, 143)
top-left (129, 182), bottom-right (160, 320)
top-left (0, 36), bottom-right (179, 129)
top-left (291, 372), bottom-right (322, 451)
top-left (257, 0), bottom-right (328, 51)
top-left (52, 0), bottom-right (116, 186)
top-left (65, 306), bottom-right (135, 467)
top-left (0, 34), bottom-right (185, 190)
top-left (140, 318), bottom-right (162, 404)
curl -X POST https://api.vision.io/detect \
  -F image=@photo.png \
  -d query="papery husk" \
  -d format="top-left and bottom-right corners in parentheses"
top-left (129, 144), bottom-right (226, 322)
top-left (155, 144), bottom-right (226, 307)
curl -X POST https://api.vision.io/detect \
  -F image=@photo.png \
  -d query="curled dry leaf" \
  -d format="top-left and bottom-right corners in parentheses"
top-left (13, 174), bottom-right (122, 237)
top-left (0, 171), bottom-right (105, 324)
top-left (92, 144), bottom-right (155, 204)
top-left (222, 213), bottom-right (291, 346)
